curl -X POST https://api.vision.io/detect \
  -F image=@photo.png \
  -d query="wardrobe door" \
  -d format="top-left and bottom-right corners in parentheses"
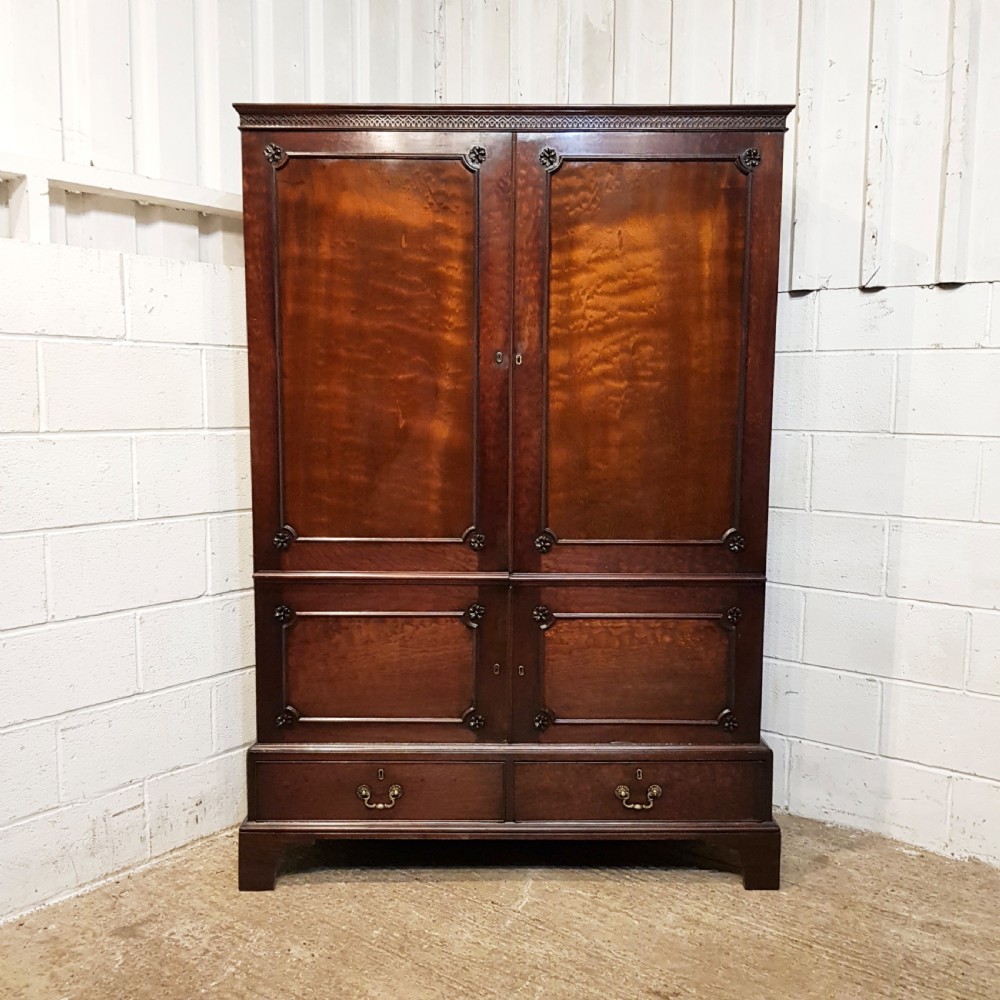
top-left (253, 579), bottom-right (510, 744)
top-left (242, 130), bottom-right (512, 573)
top-left (510, 583), bottom-right (764, 745)
top-left (511, 130), bottom-right (784, 575)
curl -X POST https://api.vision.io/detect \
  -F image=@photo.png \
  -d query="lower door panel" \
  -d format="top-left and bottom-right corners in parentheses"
top-left (253, 578), bottom-right (508, 742)
top-left (511, 582), bottom-right (764, 744)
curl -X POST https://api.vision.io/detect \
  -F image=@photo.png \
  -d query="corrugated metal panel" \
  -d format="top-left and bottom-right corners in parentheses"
top-left (0, 0), bottom-right (996, 288)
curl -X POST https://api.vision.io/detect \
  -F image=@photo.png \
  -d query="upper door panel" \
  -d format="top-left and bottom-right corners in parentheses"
top-left (512, 131), bottom-right (784, 575)
top-left (242, 130), bottom-right (512, 572)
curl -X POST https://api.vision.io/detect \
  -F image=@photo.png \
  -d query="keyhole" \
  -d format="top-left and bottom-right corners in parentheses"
top-left (493, 662), bottom-right (500, 675)
top-left (518, 665), bottom-right (525, 676)
top-left (377, 768), bottom-right (384, 781)
top-left (495, 351), bottom-right (504, 364)
top-left (515, 353), bottom-right (523, 365)
top-left (636, 768), bottom-right (643, 781)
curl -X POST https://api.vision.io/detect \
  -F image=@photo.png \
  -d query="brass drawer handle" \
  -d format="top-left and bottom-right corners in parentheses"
top-left (614, 783), bottom-right (662, 811)
top-left (357, 783), bottom-right (402, 810)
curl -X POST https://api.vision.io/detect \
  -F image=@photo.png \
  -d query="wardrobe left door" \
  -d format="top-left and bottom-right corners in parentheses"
top-left (242, 129), bottom-right (513, 573)
top-left (253, 579), bottom-right (510, 744)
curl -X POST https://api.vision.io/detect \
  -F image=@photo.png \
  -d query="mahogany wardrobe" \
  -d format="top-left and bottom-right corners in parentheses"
top-left (235, 104), bottom-right (792, 891)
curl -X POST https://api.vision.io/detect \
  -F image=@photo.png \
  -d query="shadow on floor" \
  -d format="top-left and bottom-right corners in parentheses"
top-left (279, 837), bottom-right (747, 885)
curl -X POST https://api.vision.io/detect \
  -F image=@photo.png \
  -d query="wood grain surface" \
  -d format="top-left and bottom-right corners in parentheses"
top-left (276, 155), bottom-right (476, 540)
top-left (286, 614), bottom-right (475, 720)
top-left (543, 617), bottom-right (731, 723)
top-left (547, 159), bottom-right (747, 542)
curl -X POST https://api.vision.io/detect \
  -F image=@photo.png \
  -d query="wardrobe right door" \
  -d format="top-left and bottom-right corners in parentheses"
top-left (511, 129), bottom-right (785, 576)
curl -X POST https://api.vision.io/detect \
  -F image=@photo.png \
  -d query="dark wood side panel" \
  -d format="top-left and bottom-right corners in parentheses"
top-left (253, 761), bottom-right (505, 821)
top-left (513, 760), bottom-right (768, 822)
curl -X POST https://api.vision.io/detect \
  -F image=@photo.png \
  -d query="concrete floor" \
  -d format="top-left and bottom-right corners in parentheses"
top-left (0, 815), bottom-right (997, 1000)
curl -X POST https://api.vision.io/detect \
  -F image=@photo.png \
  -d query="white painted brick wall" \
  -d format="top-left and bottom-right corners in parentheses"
top-left (42, 341), bottom-right (204, 431)
top-left (0, 238), bottom-right (254, 921)
top-left (766, 283), bottom-right (1000, 872)
top-left (0, 340), bottom-right (40, 431)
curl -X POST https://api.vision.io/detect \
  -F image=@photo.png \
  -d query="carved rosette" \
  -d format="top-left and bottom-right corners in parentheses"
top-left (273, 524), bottom-right (297, 550)
top-left (263, 142), bottom-right (287, 166)
top-left (723, 528), bottom-right (746, 554)
top-left (538, 146), bottom-right (562, 172)
top-left (274, 604), bottom-right (295, 625)
top-left (723, 607), bottom-right (743, 629)
top-left (463, 526), bottom-right (486, 551)
top-left (534, 529), bottom-right (556, 554)
top-left (463, 144), bottom-right (487, 170)
top-left (531, 605), bottom-right (555, 630)
top-left (737, 147), bottom-right (762, 174)
top-left (533, 710), bottom-right (554, 732)
top-left (718, 709), bottom-right (739, 733)
top-left (463, 603), bottom-right (487, 629)
top-left (275, 705), bottom-right (300, 728)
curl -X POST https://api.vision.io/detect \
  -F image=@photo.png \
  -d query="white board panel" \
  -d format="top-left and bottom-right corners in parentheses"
top-left (0, 0), bottom-right (62, 160)
top-left (791, 0), bottom-right (872, 290)
top-left (861, 0), bottom-right (950, 287)
top-left (367, 0), bottom-right (399, 102)
top-left (612, 0), bottom-right (671, 103)
top-left (270, 0), bottom-right (308, 101)
top-left (511, 0), bottom-right (561, 102)
top-left (435, 0), bottom-right (463, 101)
top-left (59, 0), bottom-right (133, 171)
top-left (130, 0), bottom-right (199, 185)
top-left (940, 0), bottom-right (1000, 283)
top-left (136, 205), bottom-right (202, 260)
top-left (64, 192), bottom-right (137, 254)
top-left (732, 0), bottom-right (799, 292)
top-left (559, 0), bottom-right (614, 103)
top-left (464, 0), bottom-right (511, 102)
top-left (400, 0), bottom-right (437, 102)
top-left (669, 0), bottom-right (733, 103)
top-left (306, 0), bottom-right (355, 102)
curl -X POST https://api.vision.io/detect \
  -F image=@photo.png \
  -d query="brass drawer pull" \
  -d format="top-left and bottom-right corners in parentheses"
top-left (614, 783), bottom-right (662, 811)
top-left (357, 783), bottom-right (402, 810)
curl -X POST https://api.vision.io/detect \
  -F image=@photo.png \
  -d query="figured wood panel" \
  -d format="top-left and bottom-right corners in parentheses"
top-left (285, 614), bottom-right (473, 720)
top-left (546, 158), bottom-right (747, 542)
top-left (544, 618), bottom-right (731, 722)
top-left (276, 155), bottom-right (476, 540)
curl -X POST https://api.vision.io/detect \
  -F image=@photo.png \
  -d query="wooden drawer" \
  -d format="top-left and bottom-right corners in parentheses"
top-left (252, 761), bottom-right (505, 821)
top-left (513, 760), bottom-right (769, 823)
